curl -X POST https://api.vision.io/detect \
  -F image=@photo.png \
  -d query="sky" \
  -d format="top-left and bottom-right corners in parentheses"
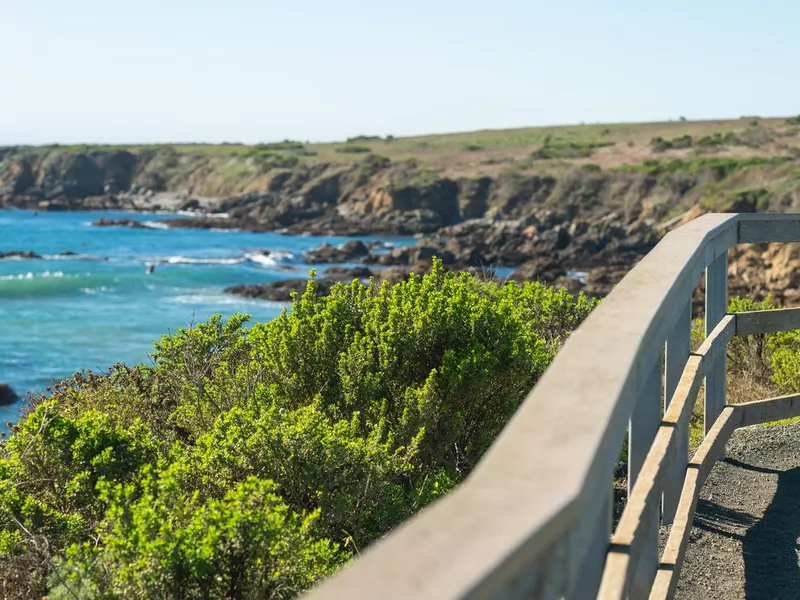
top-left (0, 0), bottom-right (798, 145)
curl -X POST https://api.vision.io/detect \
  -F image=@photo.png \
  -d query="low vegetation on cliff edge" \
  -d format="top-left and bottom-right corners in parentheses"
top-left (0, 262), bottom-right (596, 598)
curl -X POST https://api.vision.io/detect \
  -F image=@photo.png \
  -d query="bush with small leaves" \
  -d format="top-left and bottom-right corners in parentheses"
top-left (51, 475), bottom-right (340, 600)
top-left (0, 260), bottom-right (597, 597)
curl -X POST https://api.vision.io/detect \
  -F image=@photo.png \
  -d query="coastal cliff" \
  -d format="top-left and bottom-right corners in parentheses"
top-left (4, 117), bottom-right (800, 301)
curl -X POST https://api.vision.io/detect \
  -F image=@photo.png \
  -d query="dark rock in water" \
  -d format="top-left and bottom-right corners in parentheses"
top-left (322, 266), bottom-right (374, 280)
top-left (92, 218), bottom-right (148, 229)
top-left (305, 240), bottom-right (371, 264)
top-left (0, 383), bottom-right (18, 406)
top-left (0, 250), bottom-right (42, 259)
top-left (179, 198), bottom-right (201, 212)
top-left (225, 280), bottom-right (335, 302)
top-left (511, 257), bottom-right (566, 282)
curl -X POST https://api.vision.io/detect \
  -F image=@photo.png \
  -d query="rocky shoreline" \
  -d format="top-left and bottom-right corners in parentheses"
top-left (3, 146), bottom-right (799, 306)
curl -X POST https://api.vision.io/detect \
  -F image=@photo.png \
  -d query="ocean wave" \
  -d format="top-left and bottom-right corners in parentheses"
top-left (165, 256), bottom-right (246, 265)
top-left (0, 271), bottom-right (64, 280)
top-left (175, 210), bottom-right (230, 219)
top-left (245, 251), bottom-right (294, 267)
top-left (171, 293), bottom-right (284, 307)
top-left (42, 253), bottom-right (108, 261)
top-left (0, 271), bottom-right (114, 298)
top-left (245, 253), bottom-right (276, 267)
top-left (80, 286), bottom-right (114, 295)
top-left (141, 221), bottom-right (170, 230)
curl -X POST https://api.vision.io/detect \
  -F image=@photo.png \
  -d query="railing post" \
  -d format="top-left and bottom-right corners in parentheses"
top-left (663, 300), bottom-right (691, 525)
top-left (629, 354), bottom-right (663, 598)
top-left (705, 251), bottom-right (728, 438)
top-left (566, 482), bottom-right (611, 599)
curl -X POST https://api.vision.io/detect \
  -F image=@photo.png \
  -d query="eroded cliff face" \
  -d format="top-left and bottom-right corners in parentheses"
top-left (3, 147), bottom-right (800, 224)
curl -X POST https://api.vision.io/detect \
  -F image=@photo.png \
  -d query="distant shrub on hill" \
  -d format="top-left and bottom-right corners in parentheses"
top-left (460, 142), bottom-right (485, 152)
top-left (335, 145), bottom-right (372, 154)
top-left (531, 139), bottom-right (613, 160)
top-left (254, 140), bottom-right (306, 151)
top-left (346, 135), bottom-right (383, 143)
top-left (651, 134), bottom-right (693, 152)
top-left (0, 261), bottom-right (596, 598)
top-left (652, 129), bottom-right (774, 153)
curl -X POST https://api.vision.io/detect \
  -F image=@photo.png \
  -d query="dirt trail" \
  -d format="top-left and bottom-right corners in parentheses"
top-left (676, 420), bottom-right (800, 599)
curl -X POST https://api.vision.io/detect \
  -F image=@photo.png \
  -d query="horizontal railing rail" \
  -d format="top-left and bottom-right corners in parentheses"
top-left (304, 213), bottom-right (800, 600)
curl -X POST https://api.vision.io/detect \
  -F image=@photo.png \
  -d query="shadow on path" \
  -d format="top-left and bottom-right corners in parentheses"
top-left (739, 461), bottom-right (800, 599)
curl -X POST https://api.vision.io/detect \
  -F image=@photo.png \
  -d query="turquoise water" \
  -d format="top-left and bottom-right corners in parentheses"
top-left (0, 209), bottom-right (415, 425)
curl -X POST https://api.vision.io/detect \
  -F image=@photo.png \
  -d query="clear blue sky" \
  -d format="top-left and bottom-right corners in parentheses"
top-left (1, 0), bottom-right (797, 145)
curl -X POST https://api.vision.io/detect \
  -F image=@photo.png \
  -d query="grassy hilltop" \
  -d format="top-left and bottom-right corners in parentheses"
top-left (23, 115), bottom-right (799, 174)
top-left (4, 115), bottom-right (799, 221)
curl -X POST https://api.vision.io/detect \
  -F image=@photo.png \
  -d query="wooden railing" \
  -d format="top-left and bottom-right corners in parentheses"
top-left (304, 213), bottom-right (800, 600)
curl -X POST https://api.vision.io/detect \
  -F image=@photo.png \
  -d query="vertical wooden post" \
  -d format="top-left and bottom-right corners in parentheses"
top-left (567, 482), bottom-right (611, 599)
top-left (705, 252), bottom-right (727, 437)
top-left (629, 355), bottom-right (662, 598)
top-left (663, 300), bottom-right (691, 525)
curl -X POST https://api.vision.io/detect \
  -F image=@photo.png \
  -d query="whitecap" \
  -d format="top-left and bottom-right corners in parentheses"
top-left (171, 293), bottom-right (282, 306)
top-left (0, 271), bottom-right (64, 280)
top-left (165, 256), bottom-right (246, 265)
top-left (141, 221), bottom-right (170, 230)
top-left (246, 253), bottom-right (276, 267)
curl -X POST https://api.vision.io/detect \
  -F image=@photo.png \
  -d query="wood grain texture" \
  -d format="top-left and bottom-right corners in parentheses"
top-left (663, 301), bottom-right (691, 525)
top-left (735, 393), bottom-right (800, 427)
top-left (735, 308), bottom-right (800, 336)
top-left (704, 252), bottom-right (727, 437)
top-left (738, 216), bottom-right (800, 243)
top-left (629, 362), bottom-right (663, 599)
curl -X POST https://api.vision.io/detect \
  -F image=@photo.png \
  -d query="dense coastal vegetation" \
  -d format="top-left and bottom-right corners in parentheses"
top-left (0, 263), bottom-right (596, 597)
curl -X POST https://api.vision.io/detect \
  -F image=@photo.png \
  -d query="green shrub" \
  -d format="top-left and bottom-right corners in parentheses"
top-left (247, 150), bottom-right (301, 169)
top-left (650, 135), bottom-right (693, 152)
top-left (531, 140), bottom-right (613, 160)
top-left (346, 135), bottom-right (382, 143)
top-left (335, 145), bottom-right (371, 154)
top-left (727, 296), bottom-right (778, 381)
top-left (254, 140), bottom-right (306, 152)
top-left (52, 475), bottom-right (339, 599)
top-left (769, 319), bottom-right (800, 393)
top-left (0, 261), bottom-right (597, 596)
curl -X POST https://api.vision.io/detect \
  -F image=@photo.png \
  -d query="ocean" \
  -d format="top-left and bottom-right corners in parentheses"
top-left (0, 209), bottom-right (415, 426)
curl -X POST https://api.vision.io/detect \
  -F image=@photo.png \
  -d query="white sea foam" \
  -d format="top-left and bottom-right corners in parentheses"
top-left (244, 250), bottom-right (294, 267)
top-left (80, 285), bottom-right (112, 295)
top-left (245, 253), bottom-right (277, 267)
top-left (42, 253), bottom-right (107, 261)
top-left (141, 221), bottom-right (170, 230)
top-left (0, 271), bottom-right (64, 280)
top-left (165, 256), bottom-right (246, 265)
top-left (172, 293), bottom-right (282, 306)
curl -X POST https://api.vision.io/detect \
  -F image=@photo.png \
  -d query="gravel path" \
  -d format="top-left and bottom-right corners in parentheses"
top-left (675, 420), bottom-right (800, 599)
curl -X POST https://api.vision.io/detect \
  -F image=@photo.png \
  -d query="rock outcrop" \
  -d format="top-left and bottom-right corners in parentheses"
top-left (0, 251), bottom-right (42, 259)
top-left (0, 383), bottom-right (18, 406)
top-left (91, 218), bottom-right (150, 229)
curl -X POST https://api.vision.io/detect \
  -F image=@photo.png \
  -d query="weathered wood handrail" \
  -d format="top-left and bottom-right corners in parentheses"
top-left (304, 213), bottom-right (800, 600)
